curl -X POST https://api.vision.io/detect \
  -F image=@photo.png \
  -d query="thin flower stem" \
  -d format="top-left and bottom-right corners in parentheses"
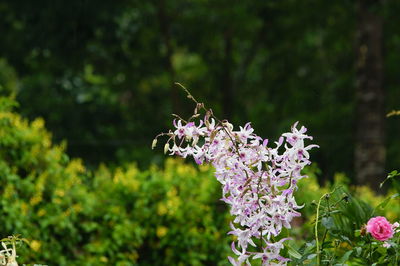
top-left (257, 170), bottom-right (265, 249)
top-left (369, 237), bottom-right (372, 264)
top-left (395, 234), bottom-right (399, 264)
top-left (176, 82), bottom-right (265, 253)
top-left (315, 194), bottom-right (324, 266)
top-left (320, 196), bottom-right (330, 247)
top-left (315, 187), bottom-right (340, 266)
top-left (175, 83), bottom-right (255, 198)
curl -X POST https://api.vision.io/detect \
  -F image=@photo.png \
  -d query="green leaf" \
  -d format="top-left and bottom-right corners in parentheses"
top-left (307, 253), bottom-right (317, 260)
top-left (321, 216), bottom-right (334, 229)
top-left (388, 170), bottom-right (399, 178)
top-left (375, 193), bottom-right (400, 211)
top-left (287, 244), bottom-right (302, 259)
top-left (304, 241), bottom-right (316, 254)
top-left (355, 246), bottom-right (362, 256)
top-left (376, 247), bottom-right (387, 255)
top-left (380, 170), bottom-right (400, 188)
top-left (338, 250), bottom-right (353, 264)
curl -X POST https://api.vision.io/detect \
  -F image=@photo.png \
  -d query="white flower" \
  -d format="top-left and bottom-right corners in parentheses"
top-left (0, 241), bottom-right (18, 266)
top-left (383, 242), bottom-right (391, 248)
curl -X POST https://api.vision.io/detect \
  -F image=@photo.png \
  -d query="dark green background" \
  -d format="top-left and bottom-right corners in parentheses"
top-left (0, 0), bottom-right (399, 181)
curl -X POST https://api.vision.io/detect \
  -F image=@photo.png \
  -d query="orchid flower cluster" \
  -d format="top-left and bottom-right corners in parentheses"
top-left (154, 90), bottom-right (318, 265)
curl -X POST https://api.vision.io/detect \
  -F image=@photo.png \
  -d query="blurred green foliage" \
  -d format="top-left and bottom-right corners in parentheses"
top-left (0, 0), bottom-right (399, 180)
top-left (290, 170), bottom-right (400, 265)
top-left (292, 166), bottom-right (400, 264)
top-left (0, 94), bottom-right (399, 264)
top-left (295, 168), bottom-right (400, 234)
top-left (0, 97), bottom-right (231, 265)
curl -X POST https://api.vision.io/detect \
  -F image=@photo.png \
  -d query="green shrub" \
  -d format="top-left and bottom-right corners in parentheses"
top-left (296, 168), bottom-right (400, 227)
top-left (1, 95), bottom-right (399, 265)
top-left (0, 97), bottom-right (231, 265)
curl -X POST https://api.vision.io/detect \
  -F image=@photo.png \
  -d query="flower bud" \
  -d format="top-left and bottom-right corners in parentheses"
top-left (360, 225), bottom-right (367, 236)
top-left (151, 139), bottom-right (158, 149)
top-left (164, 143), bottom-right (170, 154)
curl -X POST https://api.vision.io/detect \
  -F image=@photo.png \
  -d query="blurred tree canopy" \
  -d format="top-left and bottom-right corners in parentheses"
top-left (0, 0), bottom-right (399, 181)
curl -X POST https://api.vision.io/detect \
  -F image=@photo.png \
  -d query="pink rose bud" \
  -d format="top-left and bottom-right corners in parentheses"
top-left (366, 216), bottom-right (394, 241)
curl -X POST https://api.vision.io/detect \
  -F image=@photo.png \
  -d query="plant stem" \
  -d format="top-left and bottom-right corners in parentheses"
top-left (315, 194), bottom-right (324, 266)
top-left (320, 196), bottom-right (330, 252)
top-left (176, 82), bottom-right (267, 254)
top-left (315, 187), bottom-right (340, 266)
top-left (396, 234), bottom-right (400, 264)
top-left (367, 235), bottom-right (374, 264)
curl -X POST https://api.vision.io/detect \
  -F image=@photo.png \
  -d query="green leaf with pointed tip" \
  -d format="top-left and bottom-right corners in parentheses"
top-left (287, 244), bottom-right (302, 259)
top-left (375, 193), bottom-right (399, 211)
top-left (338, 250), bottom-right (353, 264)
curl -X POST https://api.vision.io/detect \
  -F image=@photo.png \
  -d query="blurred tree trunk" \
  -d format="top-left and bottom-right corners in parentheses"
top-left (355, 0), bottom-right (385, 190)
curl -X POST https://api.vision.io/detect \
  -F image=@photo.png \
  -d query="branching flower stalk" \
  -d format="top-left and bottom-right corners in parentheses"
top-left (154, 84), bottom-right (318, 265)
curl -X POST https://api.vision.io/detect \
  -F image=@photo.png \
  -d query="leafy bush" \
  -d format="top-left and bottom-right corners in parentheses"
top-left (0, 97), bottom-right (231, 265)
top-left (292, 167), bottom-right (400, 265)
top-left (1, 95), bottom-right (399, 265)
top-left (296, 169), bottom-right (400, 226)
